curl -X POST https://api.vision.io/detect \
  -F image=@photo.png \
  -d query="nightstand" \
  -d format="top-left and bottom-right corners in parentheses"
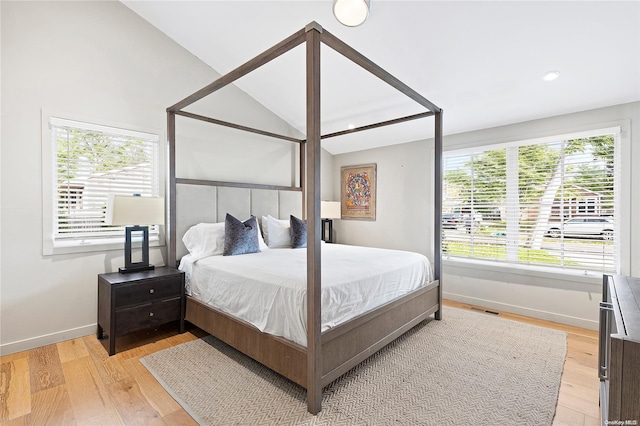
top-left (97, 266), bottom-right (185, 356)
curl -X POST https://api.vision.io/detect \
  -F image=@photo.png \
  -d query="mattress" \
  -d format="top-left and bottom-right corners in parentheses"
top-left (179, 243), bottom-right (432, 346)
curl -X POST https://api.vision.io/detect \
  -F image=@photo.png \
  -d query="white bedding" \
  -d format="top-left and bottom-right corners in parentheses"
top-left (179, 243), bottom-right (432, 346)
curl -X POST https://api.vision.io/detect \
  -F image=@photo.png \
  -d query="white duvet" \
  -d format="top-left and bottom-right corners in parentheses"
top-left (180, 243), bottom-right (432, 346)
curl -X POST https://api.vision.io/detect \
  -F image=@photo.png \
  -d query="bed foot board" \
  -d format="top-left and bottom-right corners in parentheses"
top-left (185, 296), bottom-right (308, 387)
top-left (185, 280), bottom-right (440, 397)
top-left (320, 283), bottom-right (439, 386)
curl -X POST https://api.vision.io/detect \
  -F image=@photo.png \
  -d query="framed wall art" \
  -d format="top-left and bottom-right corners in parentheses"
top-left (340, 163), bottom-right (377, 220)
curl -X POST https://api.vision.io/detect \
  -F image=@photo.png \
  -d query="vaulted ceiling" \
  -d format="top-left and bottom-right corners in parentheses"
top-left (122, 1), bottom-right (640, 154)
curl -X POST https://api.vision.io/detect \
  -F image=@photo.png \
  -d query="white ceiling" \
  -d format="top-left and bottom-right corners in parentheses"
top-left (122, 1), bottom-right (640, 155)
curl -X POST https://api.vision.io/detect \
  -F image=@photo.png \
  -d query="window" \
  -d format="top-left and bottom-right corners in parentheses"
top-left (44, 116), bottom-right (161, 254)
top-left (443, 128), bottom-right (620, 274)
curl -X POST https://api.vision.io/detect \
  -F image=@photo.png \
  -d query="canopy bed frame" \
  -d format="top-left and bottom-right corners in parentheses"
top-left (167, 22), bottom-right (443, 415)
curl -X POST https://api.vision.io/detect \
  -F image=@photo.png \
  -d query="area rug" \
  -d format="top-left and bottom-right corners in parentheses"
top-left (140, 307), bottom-right (566, 425)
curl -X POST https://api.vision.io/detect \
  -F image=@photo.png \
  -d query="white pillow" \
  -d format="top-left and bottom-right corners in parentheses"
top-left (261, 216), bottom-right (269, 245)
top-left (266, 215), bottom-right (292, 248)
top-left (182, 222), bottom-right (225, 260)
top-left (256, 221), bottom-right (268, 251)
top-left (183, 219), bottom-right (267, 260)
top-left (262, 215), bottom-right (288, 246)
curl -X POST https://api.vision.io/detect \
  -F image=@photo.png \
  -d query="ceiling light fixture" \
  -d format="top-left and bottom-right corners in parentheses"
top-left (543, 70), bottom-right (560, 82)
top-left (333, 0), bottom-right (371, 27)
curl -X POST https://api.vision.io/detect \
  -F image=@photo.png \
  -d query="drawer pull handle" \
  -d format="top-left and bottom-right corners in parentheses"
top-left (149, 312), bottom-right (154, 317)
top-left (149, 289), bottom-right (154, 294)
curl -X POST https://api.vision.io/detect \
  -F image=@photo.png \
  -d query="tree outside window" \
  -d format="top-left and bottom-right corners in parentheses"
top-left (52, 118), bottom-right (159, 243)
top-left (443, 133), bottom-right (617, 273)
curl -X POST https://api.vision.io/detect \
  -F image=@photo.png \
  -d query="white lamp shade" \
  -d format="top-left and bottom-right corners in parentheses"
top-left (333, 0), bottom-right (370, 27)
top-left (106, 195), bottom-right (165, 226)
top-left (321, 201), bottom-right (341, 219)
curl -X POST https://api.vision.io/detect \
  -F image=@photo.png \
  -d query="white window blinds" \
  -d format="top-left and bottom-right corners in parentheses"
top-left (443, 131), bottom-right (619, 274)
top-left (51, 117), bottom-right (160, 244)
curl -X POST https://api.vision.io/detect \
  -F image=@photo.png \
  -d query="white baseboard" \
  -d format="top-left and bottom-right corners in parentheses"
top-left (0, 324), bottom-right (96, 356)
top-left (443, 291), bottom-right (598, 331)
top-left (0, 292), bottom-right (599, 355)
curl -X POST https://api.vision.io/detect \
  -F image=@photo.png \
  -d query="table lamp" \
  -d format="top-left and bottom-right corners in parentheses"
top-left (321, 201), bottom-right (341, 243)
top-left (106, 194), bottom-right (164, 273)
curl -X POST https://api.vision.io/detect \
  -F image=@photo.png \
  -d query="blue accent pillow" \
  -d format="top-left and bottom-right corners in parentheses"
top-left (290, 215), bottom-right (307, 249)
top-left (223, 214), bottom-right (260, 256)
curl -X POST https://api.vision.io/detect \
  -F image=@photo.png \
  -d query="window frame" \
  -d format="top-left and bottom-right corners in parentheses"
top-left (442, 120), bottom-right (631, 278)
top-left (41, 110), bottom-right (165, 256)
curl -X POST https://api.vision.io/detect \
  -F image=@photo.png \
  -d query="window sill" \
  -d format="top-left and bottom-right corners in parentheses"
top-left (44, 236), bottom-right (164, 256)
top-left (442, 256), bottom-right (603, 285)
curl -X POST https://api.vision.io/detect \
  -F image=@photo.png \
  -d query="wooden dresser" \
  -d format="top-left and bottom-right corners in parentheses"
top-left (599, 275), bottom-right (640, 425)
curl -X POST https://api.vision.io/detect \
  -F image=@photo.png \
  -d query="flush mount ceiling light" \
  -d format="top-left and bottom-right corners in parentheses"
top-left (543, 70), bottom-right (560, 82)
top-left (333, 0), bottom-right (371, 27)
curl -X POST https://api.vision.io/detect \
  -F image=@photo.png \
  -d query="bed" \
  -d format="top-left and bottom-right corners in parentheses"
top-left (167, 22), bottom-right (443, 414)
top-left (181, 242), bottom-right (433, 347)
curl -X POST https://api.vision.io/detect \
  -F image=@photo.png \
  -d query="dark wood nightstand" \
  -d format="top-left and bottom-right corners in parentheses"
top-left (97, 266), bottom-right (185, 356)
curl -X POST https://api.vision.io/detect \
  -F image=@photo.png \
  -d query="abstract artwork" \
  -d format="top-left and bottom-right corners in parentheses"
top-left (341, 163), bottom-right (376, 220)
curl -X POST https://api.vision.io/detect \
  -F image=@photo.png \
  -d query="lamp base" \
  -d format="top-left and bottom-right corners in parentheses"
top-left (119, 264), bottom-right (155, 274)
top-left (322, 218), bottom-right (334, 243)
top-left (120, 225), bottom-right (152, 274)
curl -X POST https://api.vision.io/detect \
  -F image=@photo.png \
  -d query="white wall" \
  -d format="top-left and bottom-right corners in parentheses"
top-left (0, 1), bottom-right (310, 355)
top-left (331, 139), bottom-right (435, 258)
top-left (334, 102), bottom-right (639, 330)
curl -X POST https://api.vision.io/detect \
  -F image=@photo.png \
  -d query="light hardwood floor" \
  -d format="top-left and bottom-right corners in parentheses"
top-left (0, 300), bottom-right (599, 425)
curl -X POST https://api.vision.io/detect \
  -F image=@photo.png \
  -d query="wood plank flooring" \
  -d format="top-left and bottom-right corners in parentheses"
top-left (0, 300), bottom-right (599, 425)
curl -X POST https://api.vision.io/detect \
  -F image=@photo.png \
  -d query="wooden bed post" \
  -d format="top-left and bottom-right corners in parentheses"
top-left (300, 141), bottom-right (306, 218)
top-left (434, 110), bottom-right (443, 320)
top-left (305, 21), bottom-right (323, 415)
top-left (168, 111), bottom-right (177, 268)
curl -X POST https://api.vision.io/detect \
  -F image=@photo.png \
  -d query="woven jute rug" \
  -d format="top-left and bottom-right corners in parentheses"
top-left (141, 307), bottom-right (566, 425)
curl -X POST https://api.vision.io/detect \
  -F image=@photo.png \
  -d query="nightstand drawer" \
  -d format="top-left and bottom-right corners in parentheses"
top-left (115, 277), bottom-right (181, 308)
top-left (115, 297), bottom-right (182, 336)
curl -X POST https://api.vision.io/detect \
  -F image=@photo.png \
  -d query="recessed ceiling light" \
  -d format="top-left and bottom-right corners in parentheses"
top-left (543, 71), bottom-right (560, 82)
top-left (347, 124), bottom-right (356, 130)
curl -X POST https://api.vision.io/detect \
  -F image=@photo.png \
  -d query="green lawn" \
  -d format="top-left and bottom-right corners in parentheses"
top-left (444, 241), bottom-right (578, 265)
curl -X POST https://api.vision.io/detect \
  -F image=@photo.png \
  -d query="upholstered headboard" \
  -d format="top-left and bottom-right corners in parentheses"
top-left (175, 182), bottom-right (302, 259)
